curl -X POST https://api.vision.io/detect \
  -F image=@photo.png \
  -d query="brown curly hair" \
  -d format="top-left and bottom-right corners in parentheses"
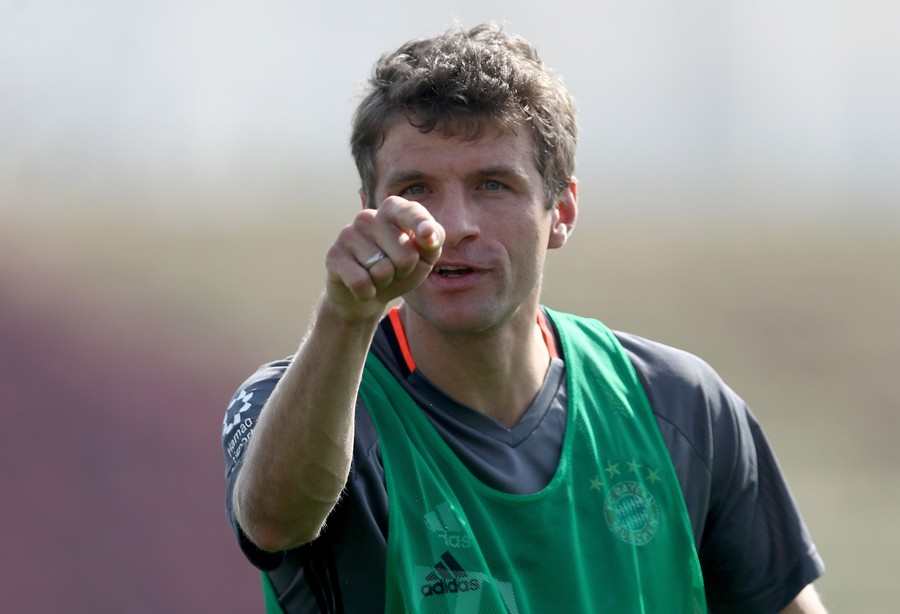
top-left (350, 23), bottom-right (577, 208)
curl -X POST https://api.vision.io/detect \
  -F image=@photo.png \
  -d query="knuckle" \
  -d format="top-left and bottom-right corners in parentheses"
top-left (345, 210), bottom-right (378, 237)
top-left (356, 208), bottom-right (378, 223)
top-left (371, 271), bottom-right (396, 290)
top-left (345, 275), bottom-right (374, 297)
top-left (334, 224), bottom-right (362, 248)
top-left (325, 242), bottom-right (344, 264)
top-left (393, 251), bottom-right (420, 273)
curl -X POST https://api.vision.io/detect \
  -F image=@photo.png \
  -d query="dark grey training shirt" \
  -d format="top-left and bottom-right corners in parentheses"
top-left (222, 311), bottom-right (824, 613)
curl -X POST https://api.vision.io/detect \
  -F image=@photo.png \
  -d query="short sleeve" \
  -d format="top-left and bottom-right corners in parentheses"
top-left (616, 332), bottom-right (825, 613)
top-left (700, 400), bottom-right (825, 613)
top-left (222, 358), bottom-right (293, 571)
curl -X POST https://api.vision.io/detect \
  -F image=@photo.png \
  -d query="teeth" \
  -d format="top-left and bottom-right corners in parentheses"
top-left (436, 265), bottom-right (468, 277)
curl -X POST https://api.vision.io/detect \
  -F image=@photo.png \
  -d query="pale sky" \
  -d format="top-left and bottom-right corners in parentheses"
top-left (2, 0), bottom-right (898, 223)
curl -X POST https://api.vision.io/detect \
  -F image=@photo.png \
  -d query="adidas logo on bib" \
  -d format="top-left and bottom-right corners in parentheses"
top-left (420, 552), bottom-right (481, 597)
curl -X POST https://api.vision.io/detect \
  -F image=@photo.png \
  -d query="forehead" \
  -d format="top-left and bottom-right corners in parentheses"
top-left (374, 119), bottom-right (538, 182)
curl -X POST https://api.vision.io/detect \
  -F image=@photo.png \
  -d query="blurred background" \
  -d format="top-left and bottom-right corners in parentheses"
top-left (2, 1), bottom-right (898, 611)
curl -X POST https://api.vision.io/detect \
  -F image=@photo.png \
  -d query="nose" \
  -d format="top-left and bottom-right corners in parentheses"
top-left (434, 187), bottom-right (479, 247)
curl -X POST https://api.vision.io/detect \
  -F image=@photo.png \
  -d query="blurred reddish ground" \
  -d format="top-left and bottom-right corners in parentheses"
top-left (1, 269), bottom-right (261, 612)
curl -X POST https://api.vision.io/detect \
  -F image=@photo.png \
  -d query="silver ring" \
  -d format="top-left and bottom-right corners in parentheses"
top-left (362, 251), bottom-right (387, 271)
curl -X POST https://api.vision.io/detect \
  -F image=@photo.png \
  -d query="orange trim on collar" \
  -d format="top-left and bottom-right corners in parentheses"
top-left (537, 310), bottom-right (560, 360)
top-left (386, 306), bottom-right (559, 371)
top-left (388, 306), bottom-right (417, 372)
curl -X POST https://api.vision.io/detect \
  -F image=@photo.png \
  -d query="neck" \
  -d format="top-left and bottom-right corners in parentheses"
top-left (399, 305), bottom-right (551, 428)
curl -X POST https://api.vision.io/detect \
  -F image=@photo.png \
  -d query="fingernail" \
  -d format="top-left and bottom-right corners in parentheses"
top-left (416, 222), bottom-right (439, 248)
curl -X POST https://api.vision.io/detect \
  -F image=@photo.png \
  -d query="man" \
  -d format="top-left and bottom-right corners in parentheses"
top-left (223, 23), bottom-right (826, 613)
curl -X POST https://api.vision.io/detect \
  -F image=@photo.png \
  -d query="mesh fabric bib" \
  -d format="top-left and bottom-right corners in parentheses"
top-left (359, 309), bottom-right (706, 613)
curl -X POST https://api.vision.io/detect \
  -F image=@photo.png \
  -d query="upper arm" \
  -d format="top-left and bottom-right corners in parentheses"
top-left (222, 361), bottom-right (288, 481)
top-left (222, 360), bottom-right (290, 569)
top-left (699, 385), bottom-right (826, 611)
top-left (779, 584), bottom-right (827, 614)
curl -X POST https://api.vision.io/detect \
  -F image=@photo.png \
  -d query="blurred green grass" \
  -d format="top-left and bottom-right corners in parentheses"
top-left (5, 208), bottom-right (898, 612)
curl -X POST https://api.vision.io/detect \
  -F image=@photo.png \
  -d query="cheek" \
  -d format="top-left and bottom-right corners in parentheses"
top-left (505, 222), bottom-right (550, 270)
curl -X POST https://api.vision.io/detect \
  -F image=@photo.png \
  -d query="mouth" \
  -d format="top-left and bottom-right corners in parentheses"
top-left (432, 264), bottom-right (475, 278)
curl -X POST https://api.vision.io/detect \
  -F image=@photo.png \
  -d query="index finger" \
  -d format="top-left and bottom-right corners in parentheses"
top-left (379, 196), bottom-right (444, 253)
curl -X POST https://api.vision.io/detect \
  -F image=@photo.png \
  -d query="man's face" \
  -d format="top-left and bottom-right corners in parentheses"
top-left (369, 119), bottom-right (575, 334)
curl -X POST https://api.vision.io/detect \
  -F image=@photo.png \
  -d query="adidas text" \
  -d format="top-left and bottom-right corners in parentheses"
top-left (421, 577), bottom-right (481, 597)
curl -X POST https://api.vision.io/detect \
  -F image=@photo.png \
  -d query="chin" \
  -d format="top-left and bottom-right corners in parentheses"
top-left (403, 298), bottom-right (516, 336)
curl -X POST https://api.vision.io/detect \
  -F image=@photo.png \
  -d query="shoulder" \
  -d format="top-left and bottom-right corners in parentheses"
top-left (224, 356), bottom-right (293, 427)
top-left (231, 357), bottom-right (293, 395)
top-left (223, 358), bottom-right (292, 459)
top-left (615, 330), bottom-right (735, 406)
top-left (613, 329), bottom-right (756, 482)
top-left (550, 311), bottom-right (746, 433)
top-left (612, 331), bottom-right (757, 542)
top-left (614, 330), bottom-right (750, 463)
top-left (545, 310), bottom-right (747, 474)
top-left (223, 357), bottom-right (292, 465)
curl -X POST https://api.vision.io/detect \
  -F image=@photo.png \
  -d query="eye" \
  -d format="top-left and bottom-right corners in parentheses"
top-left (481, 180), bottom-right (506, 191)
top-left (402, 184), bottom-right (428, 197)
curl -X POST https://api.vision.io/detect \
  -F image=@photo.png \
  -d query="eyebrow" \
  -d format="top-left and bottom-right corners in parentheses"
top-left (476, 166), bottom-right (530, 183)
top-left (383, 166), bottom-right (529, 190)
top-left (382, 171), bottom-right (426, 191)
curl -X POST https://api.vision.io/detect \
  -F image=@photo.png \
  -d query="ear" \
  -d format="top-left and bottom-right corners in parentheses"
top-left (547, 178), bottom-right (578, 250)
top-left (358, 188), bottom-right (368, 210)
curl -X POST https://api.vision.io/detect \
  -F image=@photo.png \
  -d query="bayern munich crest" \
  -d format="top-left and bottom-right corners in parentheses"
top-left (603, 480), bottom-right (661, 545)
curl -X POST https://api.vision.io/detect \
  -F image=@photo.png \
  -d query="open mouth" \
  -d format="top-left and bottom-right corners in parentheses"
top-left (433, 265), bottom-right (473, 278)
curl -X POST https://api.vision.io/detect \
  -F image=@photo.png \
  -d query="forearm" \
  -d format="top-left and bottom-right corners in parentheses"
top-left (234, 196), bottom-right (443, 552)
top-left (233, 299), bottom-right (380, 551)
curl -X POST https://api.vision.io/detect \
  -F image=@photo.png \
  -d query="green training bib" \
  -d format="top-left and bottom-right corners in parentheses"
top-left (360, 309), bottom-right (706, 613)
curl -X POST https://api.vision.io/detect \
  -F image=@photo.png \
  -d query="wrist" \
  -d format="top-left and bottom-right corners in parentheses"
top-left (315, 294), bottom-right (384, 337)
